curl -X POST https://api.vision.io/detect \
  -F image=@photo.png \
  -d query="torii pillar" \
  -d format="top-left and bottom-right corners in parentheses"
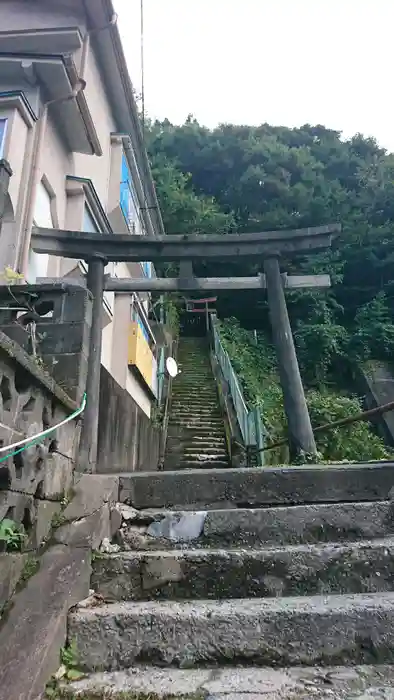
top-left (264, 255), bottom-right (316, 460)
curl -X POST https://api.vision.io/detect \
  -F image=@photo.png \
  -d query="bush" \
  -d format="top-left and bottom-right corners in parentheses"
top-left (218, 317), bottom-right (390, 464)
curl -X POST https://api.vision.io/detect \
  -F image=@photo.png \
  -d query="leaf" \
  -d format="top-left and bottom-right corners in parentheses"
top-left (66, 668), bottom-right (85, 681)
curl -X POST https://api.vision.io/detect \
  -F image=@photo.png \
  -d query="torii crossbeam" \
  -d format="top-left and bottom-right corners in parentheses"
top-left (30, 222), bottom-right (341, 470)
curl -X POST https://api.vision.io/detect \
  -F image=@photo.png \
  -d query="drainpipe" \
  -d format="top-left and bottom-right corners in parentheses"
top-left (79, 10), bottom-right (118, 83)
top-left (18, 83), bottom-right (86, 278)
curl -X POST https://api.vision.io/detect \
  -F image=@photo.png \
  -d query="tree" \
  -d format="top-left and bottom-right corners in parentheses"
top-left (147, 118), bottom-right (394, 385)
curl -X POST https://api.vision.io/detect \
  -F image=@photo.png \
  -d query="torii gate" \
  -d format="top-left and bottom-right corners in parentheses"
top-left (30, 222), bottom-right (341, 471)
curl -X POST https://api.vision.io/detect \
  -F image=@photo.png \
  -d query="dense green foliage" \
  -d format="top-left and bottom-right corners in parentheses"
top-left (218, 318), bottom-right (390, 464)
top-left (147, 119), bottom-right (394, 384)
top-left (146, 118), bottom-right (394, 461)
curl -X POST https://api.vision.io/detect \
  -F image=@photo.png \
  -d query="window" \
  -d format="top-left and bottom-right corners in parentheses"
top-left (142, 261), bottom-right (152, 278)
top-left (28, 180), bottom-right (53, 282)
top-left (0, 118), bottom-right (7, 158)
top-left (120, 154), bottom-right (140, 233)
top-left (120, 153), bottom-right (152, 277)
top-left (131, 305), bottom-right (150, 343)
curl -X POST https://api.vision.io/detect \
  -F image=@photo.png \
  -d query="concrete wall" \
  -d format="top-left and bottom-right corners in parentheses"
top-left (97, 366), bottom-right (159, 473)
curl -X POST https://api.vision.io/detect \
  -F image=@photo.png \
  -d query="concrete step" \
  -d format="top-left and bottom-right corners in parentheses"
top-left (59, 663), bottom-right (394, 699)
top-left (182, 447), bottom-right (228, 455)
top-left (165, 460), bottom-right (229, 470)
top-left (166, 436), bottom-right (225, 446)
top-left (167, 426), bottom-right (225, 436)
top-left (119, 463), bottom-right (394, 510)
top-left (170, 410), bottom-right (221, 417)
top-left (68, 591), bottom-right (394, 670)
top-left (91, 538), bottom-right (394, 602)
top-left (169, 417), bottom-right (224, 425)
top-left (168, 424), bottom-right (225, 432)
top-left (179, 453), bottom-right (228, 462)
top-left (171, 402), bottom-right (219, 409)
top-left (136, 501), bottom-right (394, 547)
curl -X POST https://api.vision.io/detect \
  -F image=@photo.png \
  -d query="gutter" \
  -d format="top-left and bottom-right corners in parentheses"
top-left (63, 54), bottom-right (102, 156)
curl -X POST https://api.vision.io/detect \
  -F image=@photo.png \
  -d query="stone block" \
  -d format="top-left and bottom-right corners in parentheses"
top-left (0, 544), bottom-right (90, 700)
top-left (0, 490), bottom-right (35, 528)
top-left (37, 322), bottom-right (90, 357)
top-left (63, 474), bottom-right (119, 522)
top-left (40, 454), bottom-right (73, 501)
top-left (0, 553), bottom-right (27, 612)
top-left (54, 504), bottom-right (111, 550)
top-left (41, 352), bottom-right (88, 402)
top-left (29, 500), bottom-right (61, 549)
top-left (109, 506), bottom-right (122, 537)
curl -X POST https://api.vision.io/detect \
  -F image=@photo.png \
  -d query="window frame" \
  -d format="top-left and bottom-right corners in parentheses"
top-left (0, 118), bottom-right (7, 158)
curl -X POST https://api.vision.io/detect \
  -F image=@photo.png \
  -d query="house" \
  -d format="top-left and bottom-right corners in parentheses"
top-left (0, 0), bottom-right (164, 418)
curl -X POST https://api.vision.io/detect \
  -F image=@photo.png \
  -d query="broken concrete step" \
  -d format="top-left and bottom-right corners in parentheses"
top-left (91, 538), bottom-right (394, 602)
top-left (68, 591), bottom-right (394, 670)
top-left (59, 663), bottom-right (394, 700)
top-left (136, 501), bottom-right (394, 547)
top-left (119, 463), bottom-right (394, 509)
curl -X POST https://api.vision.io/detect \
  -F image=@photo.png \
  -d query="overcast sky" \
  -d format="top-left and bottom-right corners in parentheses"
top-left (114, 0), bottom-right (394, 152)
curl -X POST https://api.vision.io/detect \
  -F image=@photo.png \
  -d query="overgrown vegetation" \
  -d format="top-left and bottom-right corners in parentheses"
top-left (0, 518), bottom-right (26, 552)
top-left (146, 118), bottom-right (394, 462)
top-left (218, 317), bottom-right (390, 464)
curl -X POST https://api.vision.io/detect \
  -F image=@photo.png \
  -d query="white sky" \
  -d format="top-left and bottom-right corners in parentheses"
top-left (114, 0), bottom-right (394, 152)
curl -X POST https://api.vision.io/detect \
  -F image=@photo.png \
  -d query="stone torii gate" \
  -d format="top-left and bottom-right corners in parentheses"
top-left (31, 222), bottom-right (341, 470)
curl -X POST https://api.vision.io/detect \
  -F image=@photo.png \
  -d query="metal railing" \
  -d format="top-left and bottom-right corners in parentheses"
top-left (210, 314), bottom-right (265, 466)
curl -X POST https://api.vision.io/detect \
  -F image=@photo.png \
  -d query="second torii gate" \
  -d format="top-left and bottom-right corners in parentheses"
top-left (31, 223), bottom-right (341, 470)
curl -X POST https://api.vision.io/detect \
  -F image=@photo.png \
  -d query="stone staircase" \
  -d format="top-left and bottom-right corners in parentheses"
top-left (164, 337), bottom-right (229, 470)
top-left (64, 462), bottom-right (394, 699)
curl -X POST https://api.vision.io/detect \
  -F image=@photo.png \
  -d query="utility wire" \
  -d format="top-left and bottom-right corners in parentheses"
top-left (140, 0), bottom-right (145, 136)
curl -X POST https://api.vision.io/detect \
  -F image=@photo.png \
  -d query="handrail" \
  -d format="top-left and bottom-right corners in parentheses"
top-left (209, 314), bottom-right (265, 466)
top-left (158, 338), bottom-right (178, 468)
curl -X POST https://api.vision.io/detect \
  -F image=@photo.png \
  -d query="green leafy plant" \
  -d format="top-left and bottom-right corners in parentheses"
top-left (163, 294), bottom-right (181, 337)
top-left (217, 317), bottom-right (391, 465)
top-left (0, 518), bottom-right (26, 552)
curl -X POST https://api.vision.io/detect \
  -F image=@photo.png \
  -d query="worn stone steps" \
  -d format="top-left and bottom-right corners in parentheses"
top-left (165, 459), bottom-right (230, 470)
top-left (68, 592), bottom-right (394, 671)
top-left (182, 447), bottom-right (228, 456)
top-left (119, 463), bottom-right (394, 510)
top-left (128, 501), bottom-right (394, 548)
top-left (60, 663), bottom-right (394, 699)
top-left (170, 411), bottom-right (222, 419)
top-left (91, 538), bottom-right (394, 602)
top-left (171, 402), bottom-right (218, 408)
top-left (168, 416), bottom-right (224, 424)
